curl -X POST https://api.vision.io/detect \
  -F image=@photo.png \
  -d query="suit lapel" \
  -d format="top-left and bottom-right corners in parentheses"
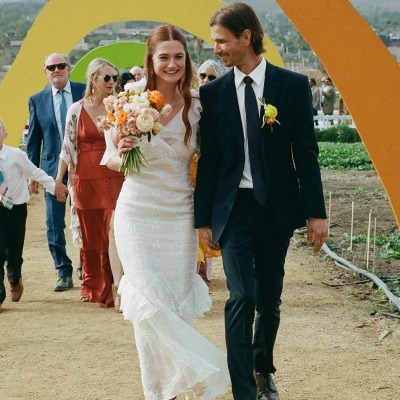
top-left (71, 82), bottom-right (83, 102)
top-left (259, 63), bottom-right (279, 182)
top-left (260, 62), bottom-right (278, 123)
top-left (41, 86), bottom-right (58, 130)
top-left (221, 69), bottom-right (244, 148)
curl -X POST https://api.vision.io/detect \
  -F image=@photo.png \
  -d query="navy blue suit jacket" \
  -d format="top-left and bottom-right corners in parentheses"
top-left (194, 63), bottom-right (327, 242)
top-left (27, 81), bottom-right (86, 178)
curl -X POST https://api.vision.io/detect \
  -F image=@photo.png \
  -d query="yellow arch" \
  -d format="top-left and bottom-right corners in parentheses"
top-left (0, 0), bottom-right (282, 148)
top-left (276, 0), bottom-right (400, 228)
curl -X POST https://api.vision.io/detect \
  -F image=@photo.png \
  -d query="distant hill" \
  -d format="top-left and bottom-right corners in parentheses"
top-left (223, 0), bottom-right (400, 14)
top-left (351, 0), bottom-right (400, 13)
top-left (1, 0), bottom-right (399, 14)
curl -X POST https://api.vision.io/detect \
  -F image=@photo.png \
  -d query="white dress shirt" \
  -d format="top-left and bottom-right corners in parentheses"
top-left (52, 81), bottom-right (73, 140)
top-left (0, 144), bottom-right (55, 205)
top-left (234, 58), bottom-right (266, 189)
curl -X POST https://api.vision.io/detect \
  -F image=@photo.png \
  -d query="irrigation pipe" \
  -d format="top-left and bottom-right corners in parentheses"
top-left (321, 243), bottom-right (400, 313)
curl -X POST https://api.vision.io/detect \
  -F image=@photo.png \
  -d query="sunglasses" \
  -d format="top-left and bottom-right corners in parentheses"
top-left (97, 74), bottom-right (119, 83)
top-left (46, 63), bottom-right (68, 72)
top-left (199, 73), bottom-right (216, 81)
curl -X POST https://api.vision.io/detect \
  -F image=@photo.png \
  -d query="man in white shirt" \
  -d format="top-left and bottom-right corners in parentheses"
top-left (194, 3), bottom-right (328, 399)
top-left (0, 120), bottom-right (61, 312)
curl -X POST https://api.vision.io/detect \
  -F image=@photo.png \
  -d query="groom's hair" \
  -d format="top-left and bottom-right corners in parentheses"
top-left (210, 2), bottom-right (265, 55)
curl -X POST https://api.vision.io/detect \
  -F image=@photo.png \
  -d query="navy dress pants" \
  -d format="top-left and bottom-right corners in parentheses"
top-left (219, 189), bottom-right (290, 400)
top-left (45, 191), bottom-right (72, 277)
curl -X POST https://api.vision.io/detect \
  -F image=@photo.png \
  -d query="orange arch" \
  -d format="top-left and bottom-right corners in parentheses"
top-left (277, 0), bottom-right (400, 228)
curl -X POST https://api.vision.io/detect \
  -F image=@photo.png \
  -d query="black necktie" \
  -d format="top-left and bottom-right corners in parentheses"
top-left (243, 76), bottom-right (267, 205)
top-left (59, 89), bottom-right (67, 137)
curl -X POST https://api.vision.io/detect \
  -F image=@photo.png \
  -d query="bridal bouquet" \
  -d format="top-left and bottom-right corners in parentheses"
top-left (98, 89), bottom-right (171, 176)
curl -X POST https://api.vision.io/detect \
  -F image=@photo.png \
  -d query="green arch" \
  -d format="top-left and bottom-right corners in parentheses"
top-left (70, 42), bottom-right (146, 83)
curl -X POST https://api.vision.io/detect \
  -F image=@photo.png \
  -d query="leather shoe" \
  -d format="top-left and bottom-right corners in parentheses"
top-left (54, 276), bottom-right (73, 292)
top-left (255, 372), bottom-right (280, 400)
top-left (77, 265), bottom-right (82, 280)
top-left (10, 279), bottom-right (24, 302)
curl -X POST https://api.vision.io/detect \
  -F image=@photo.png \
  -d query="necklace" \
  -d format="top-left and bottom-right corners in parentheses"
top-left (89, 96), bottom-right (101, 119)
top-left (89, 96), bottom-right (103, 134)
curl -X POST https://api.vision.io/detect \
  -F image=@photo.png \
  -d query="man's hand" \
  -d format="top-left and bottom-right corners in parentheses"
top-left (198, 227), bottom-right (220, 251)
top-left (307, 218), bottom-right (328, 253)
top-left (28, 179), bottom-right (38, 194)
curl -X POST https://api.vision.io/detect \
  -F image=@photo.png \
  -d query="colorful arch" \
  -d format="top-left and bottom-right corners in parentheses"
top-left (0, 0), bottom-right (282, 148)
top-left (70, 42), bottom-right (147, 83)
top-left (1, 0), bottom-right (400, 227)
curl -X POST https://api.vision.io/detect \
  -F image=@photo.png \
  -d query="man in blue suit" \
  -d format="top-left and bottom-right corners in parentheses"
top-left (27, 53), bottom-right (86, 292)
top-left (194, 4), bottom-right (328, 400)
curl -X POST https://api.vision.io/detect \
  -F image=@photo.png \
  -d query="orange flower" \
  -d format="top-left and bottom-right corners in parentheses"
top-left (117, 111), bottom-right (127, 124)
top-left (107, 113), bottom-right (115, 122)
top-left (267, 117), bottom-right (275, 125)
top-left (148, 90), bottom-right (165, 111)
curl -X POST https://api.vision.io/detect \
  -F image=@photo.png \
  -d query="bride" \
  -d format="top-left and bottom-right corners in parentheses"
top-left (102, 25), bottom-right (230, 400)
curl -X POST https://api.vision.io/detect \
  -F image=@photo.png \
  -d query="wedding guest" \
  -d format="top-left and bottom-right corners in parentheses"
top-left (102, 25), bottom-right (230, 399)
top-left (309, 77), bottom-right (321, 126)
top-left (129, 65), bottom-right (145, 82)
top-left (54, 58), bottom-right (124, 309)
top-left (118, 71), bottom-right (135, 92)
top-left (192, 58), bottom-right (226, 283)
top-left (0, 120), bottom-right (60, 312)
top-left (194, 4), bottom-right (328, 399)
top-left (322, 77), bottom-right (336, 124)
top-left (197, 59), bottom-right (225, 87)
top-left (27, 53), bottom-right (85, 291)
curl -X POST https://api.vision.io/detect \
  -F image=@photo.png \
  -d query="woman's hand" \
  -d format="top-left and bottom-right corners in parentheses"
top-left (55, 180), bottom-right (68, 202)
top-left (118, 135), bottom-right (140, 155)
top-left (198, 227), bottom-right (220, 251)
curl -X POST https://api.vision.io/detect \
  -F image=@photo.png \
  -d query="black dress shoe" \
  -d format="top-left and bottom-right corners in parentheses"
top-left (255, 372), bottom-right (280, 400)
top-left (77, 265), bottom-right (82, 280)
top-left (54, 276), bottom-right (73, 292)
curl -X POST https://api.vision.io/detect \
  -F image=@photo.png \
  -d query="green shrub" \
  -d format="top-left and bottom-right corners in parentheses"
top-left (315, 126), bottom-right (361, 143)
top-left (315, 127), bottom-right (338, 142)
top-left (318, 143), bottom-right (374, 170)
top-left (337, 126), bottom-right (361, 143)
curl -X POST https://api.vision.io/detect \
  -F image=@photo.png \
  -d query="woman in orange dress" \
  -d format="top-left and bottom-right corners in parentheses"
top-left (55, 58), bottom-right (124, 308)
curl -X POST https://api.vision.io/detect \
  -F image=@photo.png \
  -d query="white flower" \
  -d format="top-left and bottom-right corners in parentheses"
top-left (136, 113), bottom-right (155, 132)
top-left (123, 103), bottom-right (134, 113)
top-left (160, 103), bottom-right (172, 117)
top-left (132, 93), bottom-right (150, 109)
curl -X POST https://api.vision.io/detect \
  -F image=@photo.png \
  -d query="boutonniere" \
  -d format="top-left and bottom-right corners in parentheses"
top-left (259, 98), bottom-right (281, 132)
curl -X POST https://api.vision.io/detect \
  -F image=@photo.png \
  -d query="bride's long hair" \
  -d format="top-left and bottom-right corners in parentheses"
top-left (144, 25), bottom-right (194, 146)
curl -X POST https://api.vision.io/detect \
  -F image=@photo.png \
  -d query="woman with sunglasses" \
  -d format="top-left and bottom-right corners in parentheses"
top-left (197, 59), bottom-right (225, 87)
top-left (54, 58), bottom-right (124, 310)
top-left (102, 26), bottom-right (230, 399)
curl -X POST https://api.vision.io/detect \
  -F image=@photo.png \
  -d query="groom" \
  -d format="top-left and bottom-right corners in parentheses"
top-left (194, 3), bottom-right (328, 400)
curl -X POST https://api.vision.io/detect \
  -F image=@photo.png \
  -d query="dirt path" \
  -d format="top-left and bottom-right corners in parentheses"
top-left (1, 178), bottom-right (399, 400)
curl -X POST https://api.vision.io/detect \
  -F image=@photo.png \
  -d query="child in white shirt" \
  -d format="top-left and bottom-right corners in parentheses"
top-left (0, 120), bottom-right (61, 312)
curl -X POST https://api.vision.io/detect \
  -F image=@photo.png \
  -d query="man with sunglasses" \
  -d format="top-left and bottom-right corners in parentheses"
top-left (27, 53), bottom-right (86, 292)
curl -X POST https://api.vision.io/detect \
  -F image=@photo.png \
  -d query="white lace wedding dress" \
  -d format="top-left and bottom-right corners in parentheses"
top-left (108, 92), bottom-right (230, 400)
